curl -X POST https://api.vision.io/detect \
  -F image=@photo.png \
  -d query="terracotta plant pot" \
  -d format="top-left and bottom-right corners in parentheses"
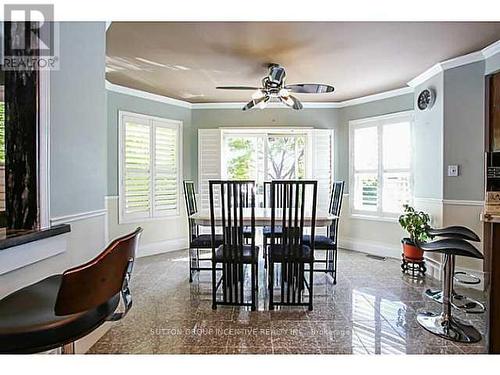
top-left (401, 238), bottom-right (424, 261)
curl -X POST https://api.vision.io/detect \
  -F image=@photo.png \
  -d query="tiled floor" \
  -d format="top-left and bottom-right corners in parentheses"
top-left (89, 248), bottom-right (488, 354)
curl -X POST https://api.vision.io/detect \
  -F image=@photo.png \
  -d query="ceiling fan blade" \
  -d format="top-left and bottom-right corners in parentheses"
top-left (243, 95), bottom-right (269, 111)
top-left (279, 94), bottom-right (303, 110)
top-left (285, 84), bottom-right (335, 94)
top-left (216, 86), bottom-right (261, 90)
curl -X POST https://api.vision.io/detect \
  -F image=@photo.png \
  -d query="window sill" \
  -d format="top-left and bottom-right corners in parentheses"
top-left (119, 214), bottom-right (181, 225)
top-left (349, 213), bottom-right (399, 223)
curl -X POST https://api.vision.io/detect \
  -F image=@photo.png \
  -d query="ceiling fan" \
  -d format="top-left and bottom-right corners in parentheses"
top-left (216, 63), bottom-right (335, 111)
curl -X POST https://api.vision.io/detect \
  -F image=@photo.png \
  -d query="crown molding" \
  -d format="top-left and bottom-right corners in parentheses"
top-left (482, 40), bottom-right (500, 59)
top-left (338, 86), bottom-right (414, 107)
top-left (408, 39), bottom-right (500, 87)
top-left (106, 81), bottom-right (192, 109)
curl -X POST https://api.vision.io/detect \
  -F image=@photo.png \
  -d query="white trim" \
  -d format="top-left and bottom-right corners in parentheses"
top-left (338, 237), bottom-right (401, 260)
top-left (442, 199), bottom-right (484, 206)
top-left (339, 87), bottom-right (414, 107)
top-left (424, 256), bottom-right (485, 291)
top-left (50, 209), bottom-right (107, 226)
top-left (408, 39), bottom-right (500, 87)
top-left (413, 197), bottom-right (443, 204)
top-left (105, 21), bottom-right (112, 31)
top-left (106, 81), bottom-right (192, 109)
top-left (106, 81), bottom-right (413, 110)
top-left (38, 69), bottom-right (51, 229)
top-left (482, 40), bottom-right (500, 59)
top-left (138, 237), bottom-right (188, 258)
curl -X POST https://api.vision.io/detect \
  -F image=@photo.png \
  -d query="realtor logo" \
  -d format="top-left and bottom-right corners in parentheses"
top-left (2, 4), bottom-right (59, 70)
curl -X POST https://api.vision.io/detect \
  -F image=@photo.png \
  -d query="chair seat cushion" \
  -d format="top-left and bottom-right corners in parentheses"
top-left (302, 235), bottom-right (335, 249)
top-left (268, 244), bottom-right (313, 262)
top-left (215, 245), bottom-right (260, 263)
top-left (190, 234), bottom-right (223, 248)
top-left (263, 225), bottom-right (283, 236)
top-left (0, 275), bottom-right (119, 354)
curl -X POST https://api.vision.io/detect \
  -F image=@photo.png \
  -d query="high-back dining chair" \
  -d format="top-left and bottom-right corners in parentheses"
top-left (183, 180), bottom-right (224, 282)
top-left (262, 181), bottom-right (284, 267)
top-left (0, 228), bottom-right (142, 354)
top-left (304, 181), bottom-right (344, 284)
top-left (268, 180), bottom-right (317, 311)
top-left (209, 180), bottom-right (259, 311)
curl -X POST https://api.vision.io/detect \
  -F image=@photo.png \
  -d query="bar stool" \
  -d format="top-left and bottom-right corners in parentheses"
top-left (424, 226), bottom-right (485, 314)
top-left (416, 229), bottom-right (483, 343)
top-left (0, 228), bottom-right (142, 353)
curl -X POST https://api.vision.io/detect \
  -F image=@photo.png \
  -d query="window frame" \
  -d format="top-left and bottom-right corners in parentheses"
top-left (349, 110), bottom-right (414, 220)
top-left (118, 110), bottom-right (182, 224)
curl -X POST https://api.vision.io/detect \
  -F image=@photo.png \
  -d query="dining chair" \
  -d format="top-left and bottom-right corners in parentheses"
top-left (0, 228), bottom-right (142, 354)
top-left (262, 181), bottom-right (284, 267)
top-left (304, 181), bottom-right (344, 284)
top-left (209, 180), bottom-right (259, 310)
top-left (268, 180), bottom-right (317, 311)
top-left (183, 180), bottom-right (223, 282)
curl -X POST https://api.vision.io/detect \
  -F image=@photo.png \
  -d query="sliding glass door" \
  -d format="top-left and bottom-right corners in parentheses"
top-left (222, 131), bottom-right (308, 207)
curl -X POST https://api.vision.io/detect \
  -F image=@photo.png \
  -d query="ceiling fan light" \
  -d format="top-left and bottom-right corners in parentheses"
top-left (282, 96), bottom-right (294, 106)
top-left (278, 88), bottom-right (290, 97)
top-left (258, 98), bottom-right (269, 109)
top-left (251, 89), bottom-right (265, 100)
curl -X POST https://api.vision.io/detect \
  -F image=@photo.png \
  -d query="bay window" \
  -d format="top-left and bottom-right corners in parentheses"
top-left (349, 111), bottom-right (413, 218)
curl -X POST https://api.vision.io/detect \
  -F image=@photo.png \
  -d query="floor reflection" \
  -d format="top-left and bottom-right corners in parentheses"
top-left (89, 248), bottom-right (487, 354)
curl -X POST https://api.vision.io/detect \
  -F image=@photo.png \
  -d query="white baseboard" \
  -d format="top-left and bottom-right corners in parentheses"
top-left (424, 256), bottom-right (485, 291)
top-left (338, 237), bottom-right (401, 259)
top-left (138, 237), bottom-right (188, 258)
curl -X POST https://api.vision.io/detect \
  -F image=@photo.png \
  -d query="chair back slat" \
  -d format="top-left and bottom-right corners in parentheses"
top-left (55, 227), bottom-right (143, 316)
top-left (264, 181), bottom-right (285, 208)
top-left (183, 180), bottom-right (198, 241)
top-left (328, 181), bottom-right (345, 243)
top-left (209, 180), bottom-right (256, 260)
top-left (271, 180), bottom-right (317, 259)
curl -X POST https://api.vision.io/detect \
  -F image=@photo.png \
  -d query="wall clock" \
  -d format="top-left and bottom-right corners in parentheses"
top-left (417, 88), bottom-right (436, 111)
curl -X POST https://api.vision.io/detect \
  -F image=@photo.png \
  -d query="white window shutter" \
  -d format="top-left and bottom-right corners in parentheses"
top-left (198, 129), bottom-right (221, 209)
top-left (121, 116), bottom-right (152, 220)
top-left (311, 129), bottom-right (334, 211)
top-left (153, 121), bottom-right (179, 216)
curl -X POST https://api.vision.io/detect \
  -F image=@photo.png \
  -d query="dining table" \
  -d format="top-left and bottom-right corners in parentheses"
top-left (190, 207), bottom-right (338, 227)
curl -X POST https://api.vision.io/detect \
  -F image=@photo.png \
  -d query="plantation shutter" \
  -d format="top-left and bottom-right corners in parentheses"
top-left (311, 129), bottom-right (334, 211)
top-left (198, 129), bottom-right (221, 209)
top-left (120, 112), bottom-right (181, 222)
top-left (121, 115), bottom-right (152, 220)
top-left (153, 120), bottom-right (180, 217)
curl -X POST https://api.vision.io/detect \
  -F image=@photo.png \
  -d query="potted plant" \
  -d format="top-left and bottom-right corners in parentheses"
top-left (398, 204), bottom-right (431, 260)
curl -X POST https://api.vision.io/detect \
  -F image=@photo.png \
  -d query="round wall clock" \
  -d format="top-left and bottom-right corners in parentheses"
top-left (417, 88), bottom-right (436, 111)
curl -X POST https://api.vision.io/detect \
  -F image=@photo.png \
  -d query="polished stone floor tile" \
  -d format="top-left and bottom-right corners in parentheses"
top-left (88, 248), bottom-right (488, 355)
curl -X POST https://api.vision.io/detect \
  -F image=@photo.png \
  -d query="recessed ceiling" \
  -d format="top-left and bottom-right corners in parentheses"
top-left (106, 22), bottom-right (500, 103)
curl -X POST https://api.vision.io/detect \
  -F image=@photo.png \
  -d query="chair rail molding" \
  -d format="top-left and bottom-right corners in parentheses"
top-left (50, 209), bottom-right (107, 226)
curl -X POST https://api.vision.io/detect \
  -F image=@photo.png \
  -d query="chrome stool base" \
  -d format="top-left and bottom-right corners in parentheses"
top-left (424, 289), bottom-right (486, 314)
top-left (417, 311), bottom-right (482, 343)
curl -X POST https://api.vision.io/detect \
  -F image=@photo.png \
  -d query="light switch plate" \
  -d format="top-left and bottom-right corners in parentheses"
top-left (448, 165), bottom-right (459, 177)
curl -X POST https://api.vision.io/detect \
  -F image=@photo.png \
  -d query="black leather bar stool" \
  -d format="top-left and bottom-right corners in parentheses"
top-left (0, 228), bottom-right (142, 354)
top-left (424, 226), bottom-right (485, 314)
top-left (416, 226), bottom-right (483, 343)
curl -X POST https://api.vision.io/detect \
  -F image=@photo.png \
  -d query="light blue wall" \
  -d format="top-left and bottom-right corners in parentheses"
top-left (413, 73), bottom-right (444, 199)
top-left (106, 91), bottom-right (192, 196)
top-left (50, 22), bottom-right (107, 216)
top-left (443, 61), bottom-right (485, 201)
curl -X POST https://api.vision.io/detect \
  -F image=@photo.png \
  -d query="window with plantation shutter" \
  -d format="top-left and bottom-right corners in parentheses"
top-left (119, 112), bottom-right (182, 223)
top-left (349, 111), bottom-right (413, 219)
